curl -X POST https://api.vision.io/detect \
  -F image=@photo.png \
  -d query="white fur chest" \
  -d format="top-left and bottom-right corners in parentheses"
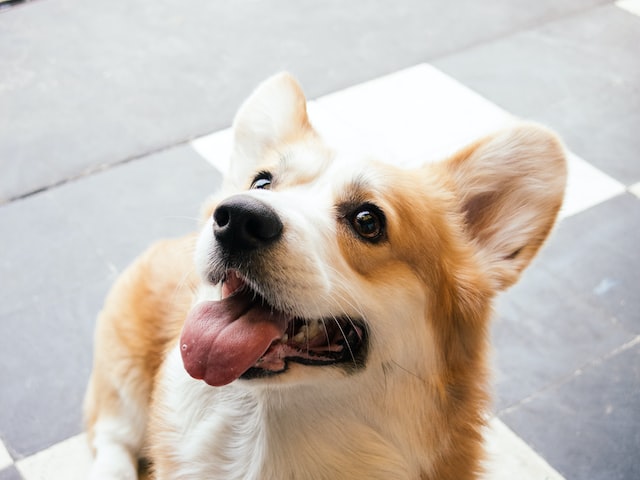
top-left (153, 347), bottom-right (266, 479)
top-left (152, 347), bottom-right (415, 480)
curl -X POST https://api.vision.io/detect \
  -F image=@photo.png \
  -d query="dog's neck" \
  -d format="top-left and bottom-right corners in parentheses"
top-left (151, 346), bottom-right (448, 479)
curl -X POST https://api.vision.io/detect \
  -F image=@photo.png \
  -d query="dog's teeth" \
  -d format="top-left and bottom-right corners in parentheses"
top-left (307, 319), bottom-right (322, 338)
top-left (292, 329), bottom-right (306, 343)
top-left (281, 333), bottom-right (289, 343)
top-left (292, 319), bottom-right (323, 343)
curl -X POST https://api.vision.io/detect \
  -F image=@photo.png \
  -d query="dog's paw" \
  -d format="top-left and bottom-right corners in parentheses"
top-left (88, 444), bottom-right (138, 480)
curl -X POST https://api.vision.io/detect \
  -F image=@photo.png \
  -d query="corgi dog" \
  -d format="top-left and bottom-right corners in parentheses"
top-left (84, 73), bottom-right (566, 480)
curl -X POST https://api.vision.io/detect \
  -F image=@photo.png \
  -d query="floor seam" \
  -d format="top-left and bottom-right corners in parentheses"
top-left (497, 334), bottom-right (640, 417)
top-left (0, 133), bottom-right (211, 208)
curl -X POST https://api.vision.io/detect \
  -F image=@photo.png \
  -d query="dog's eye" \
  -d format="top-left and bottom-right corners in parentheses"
top-left (250, 171), bottom-right (272, 190)
top-left (350, 205), bottom-right (384, 241)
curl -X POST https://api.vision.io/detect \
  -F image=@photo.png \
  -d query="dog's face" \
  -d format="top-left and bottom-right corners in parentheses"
top-left (180, 73), bottom-right (566, 390)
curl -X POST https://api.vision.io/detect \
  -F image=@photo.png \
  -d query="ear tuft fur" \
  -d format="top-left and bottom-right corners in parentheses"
top-left (229, 73), bottom-right (311, 186)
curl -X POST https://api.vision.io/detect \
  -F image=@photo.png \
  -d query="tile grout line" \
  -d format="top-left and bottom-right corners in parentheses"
top-left (498, 334), bottom-right (640, 417)
top-left (0, 128), bottom-right (228, 208)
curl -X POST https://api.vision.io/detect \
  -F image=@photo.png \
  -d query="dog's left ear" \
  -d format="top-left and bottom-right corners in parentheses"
top-left (440, 123), bottom-right (567, 290)
top-left (229, 72), bottom-right (311, 186)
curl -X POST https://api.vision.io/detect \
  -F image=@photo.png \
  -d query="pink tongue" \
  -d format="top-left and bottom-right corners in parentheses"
top-left (180, 290), bottom-right (288, 386)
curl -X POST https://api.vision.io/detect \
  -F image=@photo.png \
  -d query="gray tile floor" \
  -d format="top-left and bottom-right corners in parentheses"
top-left (1, 1), bottom-right (639, 479)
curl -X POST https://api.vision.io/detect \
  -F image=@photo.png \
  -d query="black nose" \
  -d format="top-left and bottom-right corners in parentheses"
top-left (213, 195), bottom-right (283, 251)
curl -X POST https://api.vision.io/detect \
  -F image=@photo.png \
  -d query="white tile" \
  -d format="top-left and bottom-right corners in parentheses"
top-left (616, 0), bottom-right (640, 16)
top-left (16, 434), bottom-right (91, 480)
top-left (0, 438), bottom-right (13, 471)
top-left (560, 153), bottom-right (626, 219)
top-left (190, 127), bottom-right (233, 175)
top-left (628, 181), bottom-right (640, 198)
top-left (307, 100), bottom-right (397, 161)
top-left (314, 64), bottom-right (516, 167)
top-left (484, 418), bottom-right (565, 480)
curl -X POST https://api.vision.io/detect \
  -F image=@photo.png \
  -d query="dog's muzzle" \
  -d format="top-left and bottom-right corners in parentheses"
top-left (182, 193), bottom-right (368, 387)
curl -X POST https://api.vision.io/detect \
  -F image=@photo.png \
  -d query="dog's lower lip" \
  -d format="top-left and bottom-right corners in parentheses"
top-left (221, 270), bottom-right (245, 298)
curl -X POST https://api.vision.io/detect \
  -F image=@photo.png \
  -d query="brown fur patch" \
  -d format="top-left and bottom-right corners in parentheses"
top-left (336, 163), bottom-right (493, 478)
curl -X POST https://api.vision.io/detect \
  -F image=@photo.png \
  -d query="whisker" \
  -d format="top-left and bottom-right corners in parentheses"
top-left (319, 266), bottom-right (368, 319)
top-left (389, 360), bottom-right (427, 383)
top-left (331, 314), bottom-right (357, 364)
top-left (320, 317), bottom-right (331, 348)
top-left (170, 242), bottom-right (200, 303)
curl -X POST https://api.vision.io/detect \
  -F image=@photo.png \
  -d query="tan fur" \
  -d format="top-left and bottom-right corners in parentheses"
top-left (84, 73), bottom-right (566, 480)
top-left (84, 236), bottom-right (198, 471)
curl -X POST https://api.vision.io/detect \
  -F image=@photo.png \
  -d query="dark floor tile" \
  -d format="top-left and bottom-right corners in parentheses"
top-left (0, 466), bottom-right (22, 480)
top-left (0, 145), bottom-right (221, 458)
top-left (493, 194), bottom-right (640, 410)
top-left (500, 341), bottom-right (640, 480)
top-left (0, 0), bottom-right (607, 201)
top-left (434, 4), bottom-right (640, 185)
top-left (539, 194), bottom-right (640, 334)
top-left (492, 274), bottom-right (632, 411)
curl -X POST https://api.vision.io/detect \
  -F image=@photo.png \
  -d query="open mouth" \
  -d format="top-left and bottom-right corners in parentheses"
top-left (180, 270), bottom-right (367, 387)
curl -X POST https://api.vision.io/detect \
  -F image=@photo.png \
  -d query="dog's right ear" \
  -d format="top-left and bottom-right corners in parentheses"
top-left (229, 73), bottom-right (311, 187)
top-left (439, 124), bottom-right (567, 291)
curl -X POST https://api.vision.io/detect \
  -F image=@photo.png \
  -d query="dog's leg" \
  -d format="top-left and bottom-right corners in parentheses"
top-left (84, 307), bottom-right (151, 480)
top-left (85, 402), bottom-right (142, 479)
top-left (83, 325), bottom-right (149, 479)
top-left (84, 236), bottom-right (197, 479)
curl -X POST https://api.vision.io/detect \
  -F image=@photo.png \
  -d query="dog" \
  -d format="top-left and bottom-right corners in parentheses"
top-left (84, 72), bottom-right (567, 479)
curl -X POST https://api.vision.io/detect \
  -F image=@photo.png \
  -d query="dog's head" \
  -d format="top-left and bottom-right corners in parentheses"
top-left (180, 73), bottom-right (566, 390)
